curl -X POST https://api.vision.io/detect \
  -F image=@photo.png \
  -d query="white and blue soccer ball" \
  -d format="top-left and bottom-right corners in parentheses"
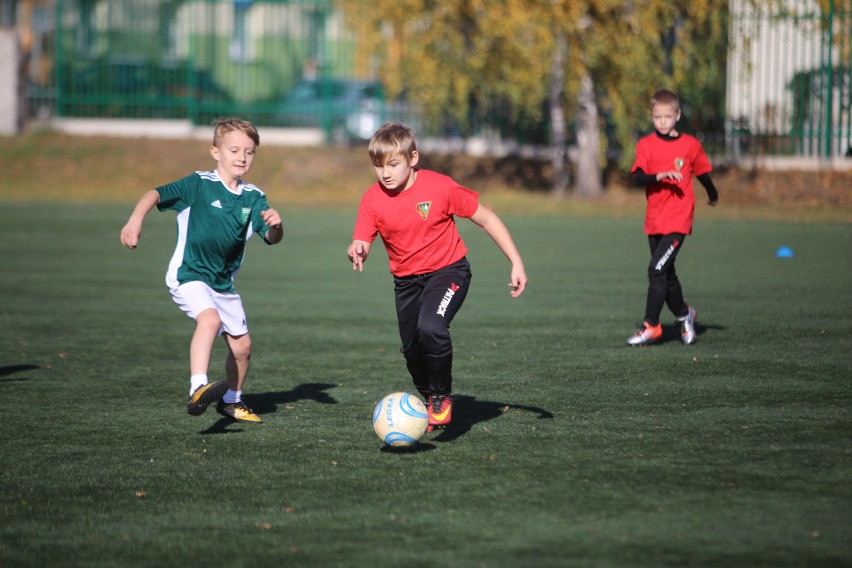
top-left (372, 392), bottom-right (428, 447)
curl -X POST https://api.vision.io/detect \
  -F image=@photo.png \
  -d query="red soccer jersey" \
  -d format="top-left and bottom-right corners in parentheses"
top-left (631, 133), bottom-right (712, 235)
top-left (352, 169), bottom-right (480, 277)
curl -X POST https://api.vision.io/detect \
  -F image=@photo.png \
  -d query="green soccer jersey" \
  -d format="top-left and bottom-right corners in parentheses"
top-left (157, 171), bottom-right (273, 293)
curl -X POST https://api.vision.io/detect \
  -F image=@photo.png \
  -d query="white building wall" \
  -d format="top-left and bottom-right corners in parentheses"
top-left (727, 0), bottom-right (824, 134)
top-left (726, 0), bottom-right (850, 158)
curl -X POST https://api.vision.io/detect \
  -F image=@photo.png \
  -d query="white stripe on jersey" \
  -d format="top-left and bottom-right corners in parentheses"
top-left (166, 208), bottom-right (191, 289)
top-left (230, 221), bottom-right (254, 283)
top-left (195, 170), bottom-right (265, 196)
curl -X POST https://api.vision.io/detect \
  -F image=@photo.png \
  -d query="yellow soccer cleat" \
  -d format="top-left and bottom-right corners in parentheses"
top-left (217, 400), bottom-right (263, 424)
top-left (187, 381), bottom-right (229, 416)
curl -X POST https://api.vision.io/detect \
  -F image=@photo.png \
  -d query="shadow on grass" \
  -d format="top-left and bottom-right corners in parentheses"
top-left (657, 321), bottom-right (725, 345)
top-left (0, 364), bottom-right (39, 382)
top-left (432, 394), bottom-right (554, 443)
top-left (249, 382), bottom-right (338, 415)
top-left (199, 421), bottom-right (246, 435)
top-left (198, 382), bottom-right (337, 435)
top-left (379, 442), bottom-right (437, 454)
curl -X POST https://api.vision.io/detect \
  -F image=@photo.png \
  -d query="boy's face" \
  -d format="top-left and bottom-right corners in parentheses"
top-left (373, 151), bottom-right (419, 192)
top-left (210, 129), bottom-right (256, 182)
top-left (651, 102), bottom-right (681, 136)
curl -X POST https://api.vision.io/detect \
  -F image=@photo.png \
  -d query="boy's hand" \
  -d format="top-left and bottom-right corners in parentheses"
top-left (347, 241), bottom-right (369, 272)
top-left (262, 208), bottom-right (284, 244)
top-left (120, 190), bottom-right (160, 250)
top-left (509, 265), bottom-right (528, 298)
top-left (262, 208), bottom-right (282, 229)
top-left (120, 220), bottom-right (142, 249)
top-left (657, 171), bottom-right (683, 182)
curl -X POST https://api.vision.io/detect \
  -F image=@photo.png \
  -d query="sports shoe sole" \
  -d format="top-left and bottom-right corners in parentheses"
top-left (187, 381), bottom-right (229, 416)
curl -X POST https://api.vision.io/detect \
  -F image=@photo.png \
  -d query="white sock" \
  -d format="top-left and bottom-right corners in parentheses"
top-left (223, 389), bottom-right (242, 404)
top-left (189, 374), bottom-right (208, 396)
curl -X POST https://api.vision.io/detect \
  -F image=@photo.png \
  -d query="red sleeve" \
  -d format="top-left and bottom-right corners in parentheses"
top-left (692, 143), bottom-right (712, 177)
top-left (352, 187), bottom-right (379, 243)
top-left (631, 136), bottom-right (651, 174)
top-left (446, 182), bottom-right (480, 219)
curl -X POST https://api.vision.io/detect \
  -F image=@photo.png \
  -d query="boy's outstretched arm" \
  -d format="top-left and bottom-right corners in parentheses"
top-left (120, 189), bottom-right (160, 249)
top-left (347, 240), bottom-right (372, 272)
top-left (470, 204), bottom-right (528, 298)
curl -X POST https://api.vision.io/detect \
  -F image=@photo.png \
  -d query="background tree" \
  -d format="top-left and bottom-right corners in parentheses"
top-left (338, 0), bottom-right (729, 196)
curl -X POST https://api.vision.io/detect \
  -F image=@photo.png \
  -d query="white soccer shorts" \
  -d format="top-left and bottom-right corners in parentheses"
top-left (170, 280), bottom-right (248, 337)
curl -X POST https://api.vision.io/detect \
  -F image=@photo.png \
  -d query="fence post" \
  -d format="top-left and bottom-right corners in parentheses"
top-left (824, 0), bottom-right (834, 159)
top-left (0, 29), bottom-right (20, 134)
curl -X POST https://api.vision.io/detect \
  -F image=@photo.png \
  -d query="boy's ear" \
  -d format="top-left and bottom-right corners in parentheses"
top-left (409, 150), bottom-right (420, 167)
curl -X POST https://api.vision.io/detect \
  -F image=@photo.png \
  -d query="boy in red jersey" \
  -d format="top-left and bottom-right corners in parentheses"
top-left (347, 122), bottom-right (527, 430)
top-left (627, 89), bottom-right (719, 346)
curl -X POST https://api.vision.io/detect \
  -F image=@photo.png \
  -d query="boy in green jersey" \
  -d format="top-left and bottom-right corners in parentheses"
top-left (120, 118), bottom-right (283, 423)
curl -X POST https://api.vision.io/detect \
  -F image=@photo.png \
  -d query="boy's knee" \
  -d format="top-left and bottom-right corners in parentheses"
top-left (232, 343), bottom-right (251, 361)
top-left (196, 310), bottom-right (222, 331)
top-left (417, 320), bottom-right (449, 349)
top-left (647, 271), bottom-right (668, 292)
top-left (230, 335), bottom-right (252, 360)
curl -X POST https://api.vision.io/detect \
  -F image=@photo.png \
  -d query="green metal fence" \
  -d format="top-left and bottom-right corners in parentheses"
top-left (44, 0), bottom-right (399, 142)
top-left (21, 0), bottom-right (852, 159)
top-left (727, 0), bottom-right (852, 160)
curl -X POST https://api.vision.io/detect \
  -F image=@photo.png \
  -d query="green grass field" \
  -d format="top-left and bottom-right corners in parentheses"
top-left (1, 198), bottom-right (850, 567)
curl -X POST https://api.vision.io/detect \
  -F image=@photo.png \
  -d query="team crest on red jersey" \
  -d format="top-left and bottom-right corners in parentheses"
top-left (674, 158), bottom-right (684, 172)
top-left (416, 201), bottom-right (432, 220)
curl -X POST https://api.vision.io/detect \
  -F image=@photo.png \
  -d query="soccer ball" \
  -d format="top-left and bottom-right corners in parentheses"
top-left (372, 392), bottom-right (428, 447)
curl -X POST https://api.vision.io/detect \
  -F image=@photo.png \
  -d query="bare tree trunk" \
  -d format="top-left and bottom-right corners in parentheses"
top-left (548, 34), bottom-right (569, 197)
top-left (575, 72), bottom-right (602, 198)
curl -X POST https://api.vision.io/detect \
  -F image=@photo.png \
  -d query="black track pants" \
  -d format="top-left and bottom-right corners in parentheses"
top-left (644, 234), bottom-right (689, 326)
top-left (393, 258), bottom-right (472, 399)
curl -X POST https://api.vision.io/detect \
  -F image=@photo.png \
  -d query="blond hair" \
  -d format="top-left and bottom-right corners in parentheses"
top-left (368, 122), bottom-right (417, 166)
top-left (212, 117), bottom-right (260, 147)
top-left (650, 89), bottom-right (680, 111)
